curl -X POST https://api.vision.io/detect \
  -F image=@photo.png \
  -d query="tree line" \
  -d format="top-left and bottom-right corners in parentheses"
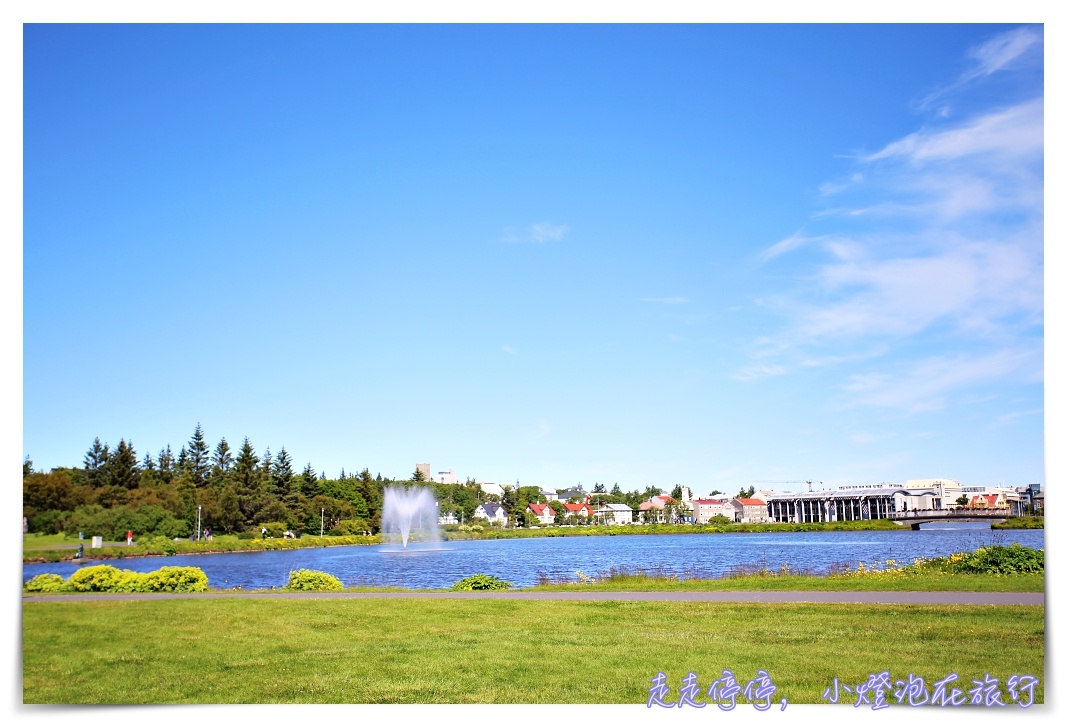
top-left (23, 424), bottom-right (730, 539)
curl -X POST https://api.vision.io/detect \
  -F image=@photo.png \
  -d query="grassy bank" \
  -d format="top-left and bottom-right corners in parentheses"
top-left (992, 516), bottom-right (1044, 529)
top-left (22, 597), bottom-right (1043, 704)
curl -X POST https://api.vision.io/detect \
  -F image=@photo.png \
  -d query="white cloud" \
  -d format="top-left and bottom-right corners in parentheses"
top-left (743, 29), bottom-right (1042, 416)
top-left (842, 349), bottom-right (1041, 413)
top-left (918, 27), bottom-right (1042, 110)
top-left (865, 98), bottom-right (1043, 165)
top-left (500, 221), bottom-right (569, 244)
top-left (502, 345), bottom-right (515, 354)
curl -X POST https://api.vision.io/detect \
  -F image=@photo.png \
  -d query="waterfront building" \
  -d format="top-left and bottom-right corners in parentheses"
top-left (597, 503), bottom-right (634, 525)
top-left (691, 498), bottom-right (736, 524)
top-left (731, 497), bottom-right (770, 523)
top-left (474, 503), bottom-right (508, 525)
top-left (527, 503), bottom-right (556, 525)
top-left (764, 485), bottom-right (939, 524)
top-left (435, 468), bottom-right (457, 484)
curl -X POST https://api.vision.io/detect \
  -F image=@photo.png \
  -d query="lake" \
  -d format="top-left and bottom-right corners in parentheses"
top-left (23, 525), bottom-right (1043, 590)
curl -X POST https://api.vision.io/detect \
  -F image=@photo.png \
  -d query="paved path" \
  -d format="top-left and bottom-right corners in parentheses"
top-left (22, 590), bottom-right (1044, 605)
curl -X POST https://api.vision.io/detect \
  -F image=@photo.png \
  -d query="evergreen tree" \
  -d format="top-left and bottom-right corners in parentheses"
top-left (212, 437), bottom-right (233, 473)
top-left (273, 447), bottom-right (296, 509)
top-left (110, 438), bottom-right (140, 490)
top-left (187, 423), bottom-right (211, 487)
top-left (411, 467), bottom-right (426, 482)
top-left (593, 482), bottom-right (606, 493)
top-left (300, 462), bottom-right (318, 495)
top-left (177, 445), bottom-right (190, 473)
top-left (23, 456), bottom-right (33, 477)
top-left (83, 438), bottom-right (111, 488)
top-left (158, 445), bottom-right (175, 484)
top-left (141, 452), bottom-right (157, 473)
top-left (233, 437), bottom-right (262, 523)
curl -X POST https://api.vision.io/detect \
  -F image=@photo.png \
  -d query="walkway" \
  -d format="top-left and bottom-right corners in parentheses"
top-left (22, 590), bottom-right (1043, 605)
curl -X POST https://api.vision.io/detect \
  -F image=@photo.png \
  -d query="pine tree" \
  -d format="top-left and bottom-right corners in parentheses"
top-left (213, 437), bottom-right (233, 473)
top-left (273, 447), bottom-right (295, 504)
top-left (300, 462), bottom-right (318, 496)
top-left (141, 452), bottom-right (157, 472)
top-left (233, 437), bottom-right (261, 524)
top-left (83, 438), bottom-right (111, 488)
top-left (157, 445), bottom-right (175, 484)
top-left (187, 424), bottom-right (211, 487)
top-left (110, 438), bottom-right (140, 490)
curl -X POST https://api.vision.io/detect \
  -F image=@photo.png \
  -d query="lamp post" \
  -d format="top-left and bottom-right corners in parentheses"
top-left (321, 508), bottom-right (325, 537)
top-left (197, 505), bottom-right (202, 541)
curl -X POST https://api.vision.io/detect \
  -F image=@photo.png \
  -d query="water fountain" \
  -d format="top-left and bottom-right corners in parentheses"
top-left (381, 486), bottom-right (441, 548)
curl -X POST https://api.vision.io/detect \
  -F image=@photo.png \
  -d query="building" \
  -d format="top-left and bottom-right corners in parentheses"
top-left (597, 503), bottom-right (634, 525)
top-left (731, 498), bottom-right (770, 523)
top-left (692, 498), bottom-right (736, 524)
top-left (435, 468), bottom-right (457, 484)
top-left (527, 503), bottom-right (556, 525)
top-left (556, 487), bottom-right (587, 502)
top-left (764, 485), bottom-right (939, 524)
top-left (438, 512), bottom-right (458, 525)
top-left (638, 495), bottom-right (677, 523)
top-left (560, 502), bottom-right (595, 521)
top-left (416, 463), bottom-right (431, 481)
top-left (478, 482), bottom-right (504, 498)
top-left (473, 503), bottom-right (507, 525)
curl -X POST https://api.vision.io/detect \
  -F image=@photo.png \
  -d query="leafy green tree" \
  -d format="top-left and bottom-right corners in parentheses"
top-left (956, 495), bottom-right (970, 507)
top-left (736, 486), bottom-right (755, 499)
top-left (671, 485), bottom-right (684, 501)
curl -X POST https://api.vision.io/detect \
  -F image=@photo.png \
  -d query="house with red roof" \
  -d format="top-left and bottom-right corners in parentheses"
top-left (730, 497), bottom-right (770, 524)
top-left (526, 502), bottom-right (556, 525)
top-left (638, 495), bottom-right (677, 523)
top-left (692, 498), bottom-right (736, 524)
top-left (968, 493), bottom-right (1006, 509)
top-left (561, 502), bottom-right (595, 522)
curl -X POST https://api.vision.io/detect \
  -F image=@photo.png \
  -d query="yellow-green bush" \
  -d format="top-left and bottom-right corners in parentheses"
top-left (284, 569), bottom-right (344, 591)
top-left (24, 573), bottom-right (66, 592)
top-left (42, 565), bottom-right (210, 593)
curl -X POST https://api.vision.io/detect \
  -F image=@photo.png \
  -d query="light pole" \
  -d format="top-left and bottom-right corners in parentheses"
top-left (197, 505), bottom-right (202, 541)
top-left (321, 508), bottom-right (325, 537)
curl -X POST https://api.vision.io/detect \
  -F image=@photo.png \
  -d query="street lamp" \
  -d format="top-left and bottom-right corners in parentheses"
top-left (197, 505), bottom-right (202, 541)
top-left (321, 507), bottom-right (325, 537)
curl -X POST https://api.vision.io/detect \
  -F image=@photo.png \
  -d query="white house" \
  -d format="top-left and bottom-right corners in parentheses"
top-left (474, 503), bottom-right (507, 525)
top-left (598, 503), bottom-right (634, 525)
top-left (478, 482), bottom-right (504, 498)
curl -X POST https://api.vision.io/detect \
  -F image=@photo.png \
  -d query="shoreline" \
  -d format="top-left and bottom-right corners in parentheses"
top-left (22, 517), bottom-right (1042, 565)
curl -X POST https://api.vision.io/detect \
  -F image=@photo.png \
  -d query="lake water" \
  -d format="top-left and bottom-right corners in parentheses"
top-left (23, 526), bottom-right (1043, 590)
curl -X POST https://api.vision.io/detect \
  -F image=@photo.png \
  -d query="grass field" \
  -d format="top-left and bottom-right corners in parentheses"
top-left (22, 597), bottom-right (1044, 704)
top-left (523, 571), bottom-right (1045, 592)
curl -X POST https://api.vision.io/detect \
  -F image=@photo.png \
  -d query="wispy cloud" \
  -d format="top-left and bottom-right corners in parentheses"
top-left (919, 26), bottom-right (1043, 111)
top-left (501, 221), bottom-right (570, 244)
top-left (502, 345), bottom-right (515, 355)
top-left (990, 408), bottom-right (1043, 429)
top-left (842, 348), bottom-right (1041, 413)
top-left (744, 27), bottom-right (1043, 412)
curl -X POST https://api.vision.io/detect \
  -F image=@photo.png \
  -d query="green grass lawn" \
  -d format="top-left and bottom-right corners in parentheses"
top-left (522, 571), bottom-right (1045, 592)
top-left (22, 597), bottom-right (1043, 704)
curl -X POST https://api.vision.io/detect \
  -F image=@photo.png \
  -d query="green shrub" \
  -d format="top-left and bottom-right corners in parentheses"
top-left (959, 543), bottom-right (1044, 575)
top-left (258, 522), bottom-right (287, 538)
top-left (284, 569), bottom-right (344, 591)
top-left (24, 573), bottom-right (66, 593)
top-left (66, 565), bottom-right (130, 592)
top-left (450, 574), bottom-right (512, 591)
top-left (139, 566), bottom-right (209, 592)
top-left (236, 531), bottom-right (255, 540)
top-left (62, 564), bottom-right (210, 593)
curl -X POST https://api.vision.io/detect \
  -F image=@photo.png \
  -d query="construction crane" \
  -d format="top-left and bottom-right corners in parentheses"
top-left (752, 480), bottom-right (824, 492)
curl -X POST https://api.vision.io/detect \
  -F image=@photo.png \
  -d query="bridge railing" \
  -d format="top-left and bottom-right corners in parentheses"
top-left (888, 508), bottom-right (1013, 519)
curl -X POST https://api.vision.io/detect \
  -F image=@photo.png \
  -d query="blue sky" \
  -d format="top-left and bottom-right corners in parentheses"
top-left (21, 23), bottom-right (1045, 494)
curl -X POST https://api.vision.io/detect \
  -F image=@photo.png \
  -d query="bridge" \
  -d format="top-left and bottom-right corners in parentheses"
top-left (889, 508), bottom-right (1013, 529)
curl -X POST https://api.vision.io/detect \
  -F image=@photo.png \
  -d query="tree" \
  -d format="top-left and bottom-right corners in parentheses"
top-left (23, 456), bottom-right (33, 477)
top-left (187, 424), bottom-right (211, 487)
top-left (593, 483), bottom-right (606, 493)
top-left (212, 437), bottom-right (233, 474)
top-left (671, 485), bottom-right (684, 501)
top-left (411, 467), bottom-right (426, 482)
top-left (157, 445), bottom-right (175, 484)
top-left (83, 438), bottom-right (111, 488)
top-left (736, 486), bottom-right (755, 499)
top-left (110, 438), bottom-right (140, 490)
top-left (955, 495), bottom-right (970, 508)
top-left (233, 437), bottom-right (262, 523)
top-left (273, 447), bottom-right (295, 505)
